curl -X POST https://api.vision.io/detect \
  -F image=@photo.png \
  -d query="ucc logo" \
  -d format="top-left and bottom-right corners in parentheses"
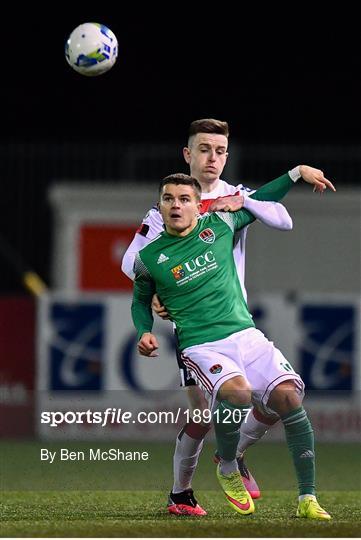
top-left (184, 251), bottom-right (215, 272)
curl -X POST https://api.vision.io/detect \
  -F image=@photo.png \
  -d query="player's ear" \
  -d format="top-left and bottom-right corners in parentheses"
top-left (183, 146), bottom-right (191, 164)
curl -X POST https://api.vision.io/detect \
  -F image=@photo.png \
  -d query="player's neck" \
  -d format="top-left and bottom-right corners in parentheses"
top-left (165, 219), bottom-right (198, 238)
top-left (198, 177), bottom-right (220, 193)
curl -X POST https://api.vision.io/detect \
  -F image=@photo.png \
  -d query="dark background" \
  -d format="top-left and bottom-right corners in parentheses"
top-left (0, 12), bottom-right (360, 292)
top-left (2, 14), bottom-right (360, 143)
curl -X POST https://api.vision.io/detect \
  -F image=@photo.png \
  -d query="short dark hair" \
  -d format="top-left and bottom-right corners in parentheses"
top-left (188, 118), bottom-right (229, 139)
top-left (159, 173), bottom-right (202, 201)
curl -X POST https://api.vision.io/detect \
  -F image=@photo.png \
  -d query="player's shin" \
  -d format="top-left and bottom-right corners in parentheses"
top-left (172, 421), bottom-right (210, 493)
top-left (281, 406), bottom-right (316, 496)
top-left (214, 400), bottom-right (255, 514)
top-left (237, 407), bottom-right (278, 455)
top-left (213, 400), bottom-right (250, 474)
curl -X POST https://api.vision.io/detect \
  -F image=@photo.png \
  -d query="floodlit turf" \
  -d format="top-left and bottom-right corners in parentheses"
top-left (1, 441), bottom-right (360, 537)
top-left (1, 490), bottom-right (360, 537)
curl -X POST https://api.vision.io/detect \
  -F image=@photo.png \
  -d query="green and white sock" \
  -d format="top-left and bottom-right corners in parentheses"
top-left (281, 406), bottom-right (316, 496)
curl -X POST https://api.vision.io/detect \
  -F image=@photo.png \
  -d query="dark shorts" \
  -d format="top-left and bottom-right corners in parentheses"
top-left (174, 330), bottom-right (196, 387)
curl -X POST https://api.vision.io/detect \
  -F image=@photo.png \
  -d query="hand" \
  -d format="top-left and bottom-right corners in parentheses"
top-left (152, 294), bottom-right (169, 320)
top-left (138, 332), bottom-right (159, 357)
top-left (209, 195), bottom-right (245, 212)
top-left (299, 165), bottom-right (336, 194)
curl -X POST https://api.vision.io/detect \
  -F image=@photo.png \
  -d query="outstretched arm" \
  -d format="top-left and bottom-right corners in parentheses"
top-left (215, 172), bottom-right (296, 229)
top-left (209, 195), bottom-right (293, 231)
top-left (249, 171), bottom-right (294, 202)
top-left (210, 195), bottom-right (292, 230)
top-left (251, 165), bottom-right (336, 202)
top-left (220, 165), bottom-right (335, 231)
top-left (232, 165), bottom-right (335, 227)
top-left (243, 198), bottom-right (293, 230)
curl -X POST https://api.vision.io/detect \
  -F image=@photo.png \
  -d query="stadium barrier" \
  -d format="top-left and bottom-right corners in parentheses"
top-left (36, 292), bottom-right (360, 442)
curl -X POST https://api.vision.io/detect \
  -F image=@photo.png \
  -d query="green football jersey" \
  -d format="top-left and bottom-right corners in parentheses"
top-left (132, 210), bottom-right (256, 350)
top-left (132, 171), bottom-right (295, 350)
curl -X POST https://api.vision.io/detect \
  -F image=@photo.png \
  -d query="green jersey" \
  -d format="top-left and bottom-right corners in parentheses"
top-left (132, 171), bottom-right (295, 350)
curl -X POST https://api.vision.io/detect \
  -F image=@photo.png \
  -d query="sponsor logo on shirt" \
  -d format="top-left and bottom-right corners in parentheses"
top-left (170, 251), bottom-right (218, 285)
top-left (157, 253), bottom-right (169, 264)
top-left (184, 251), bottom-right (215, 272)
top-left (199, 228), bottom-right (215, 244)
top-left (171, 265), bottom-right (185, 280)
top-left (210, 364), bottom-right (223, 374)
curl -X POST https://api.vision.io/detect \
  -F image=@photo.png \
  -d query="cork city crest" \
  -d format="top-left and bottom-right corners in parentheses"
top-left (171, 265), bottom-right (185, 280)
top-left (209, 364), bottom-right (223, 374)
top-left (199, 228), bottom-right (215, 244)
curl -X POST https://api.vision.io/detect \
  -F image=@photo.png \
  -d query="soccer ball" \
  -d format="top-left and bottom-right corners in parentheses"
top-left (65, 22), bottom-right (118, 76)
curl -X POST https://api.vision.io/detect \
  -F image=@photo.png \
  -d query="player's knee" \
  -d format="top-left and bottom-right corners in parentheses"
top-left (186, 385), bottom-right (209, 412)
top-left (252, 406), bottom-right (280, 426)
top-left (268, 380), bottom-right (302, 414)
top-left (218, 375), bottom-right (252, 406)
top-left (180, 420), bottom-right (211, 439)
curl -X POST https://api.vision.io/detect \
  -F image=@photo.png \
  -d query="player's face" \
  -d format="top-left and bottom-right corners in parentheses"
top-left (183, 133), bottom-right (228, 187)
top-left (159, 184), bottom-right (201, 237)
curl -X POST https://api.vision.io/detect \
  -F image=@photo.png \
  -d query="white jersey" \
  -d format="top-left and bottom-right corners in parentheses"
top-left (200, 180), bottom-right (254, 301)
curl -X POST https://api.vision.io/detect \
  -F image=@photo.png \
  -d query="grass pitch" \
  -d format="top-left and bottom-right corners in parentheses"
top-left (1, 441), bottom-right (360, 537)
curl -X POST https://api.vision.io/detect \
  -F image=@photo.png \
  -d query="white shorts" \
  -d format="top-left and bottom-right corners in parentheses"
top-left (181, 327), bottom-right (304, 414)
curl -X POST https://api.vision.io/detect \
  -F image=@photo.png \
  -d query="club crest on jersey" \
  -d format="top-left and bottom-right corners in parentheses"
top-left (171, 265), bottom-right (185, 280)
top-left (209, 364), bottom-right (223, 374)
top-left (199, 228), bottom-right (215, 244)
